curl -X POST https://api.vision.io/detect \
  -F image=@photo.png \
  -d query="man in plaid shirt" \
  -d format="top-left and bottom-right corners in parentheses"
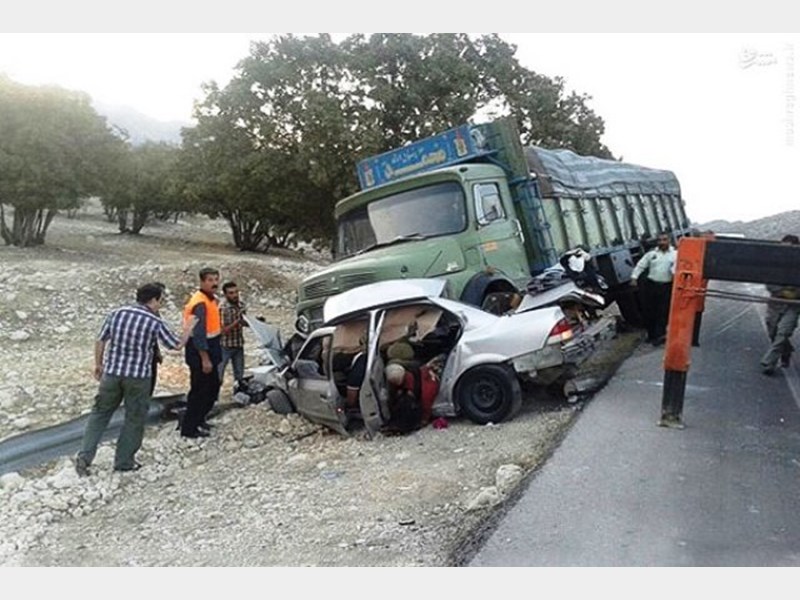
top-left (219, 281), bottom-right (248, 395)
top-left (75, 283), bottom-right (195, 476)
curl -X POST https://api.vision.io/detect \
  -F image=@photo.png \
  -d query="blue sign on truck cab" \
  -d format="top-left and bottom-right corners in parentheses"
top-left (356, 124), bottom-right (493, 189)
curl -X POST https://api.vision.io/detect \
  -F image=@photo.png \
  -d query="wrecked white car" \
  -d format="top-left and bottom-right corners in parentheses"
top-left (247, 278), bottom-right (615, 436)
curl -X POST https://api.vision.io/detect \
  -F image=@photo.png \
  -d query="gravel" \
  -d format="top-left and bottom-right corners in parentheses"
top-left (0, 204), bottom-right (638, 566)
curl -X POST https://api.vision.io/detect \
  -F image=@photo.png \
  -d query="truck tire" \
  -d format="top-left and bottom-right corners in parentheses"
top-left (267, 389), bottom-right (295, 415)
top-left (455, 364), bottom-right (522, 425)
top-left (480, 290), bottom-right (518, 315)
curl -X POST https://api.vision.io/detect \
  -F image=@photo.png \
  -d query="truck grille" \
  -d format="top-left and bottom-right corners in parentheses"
top-left (340, 272), bottom-right (376, 289)
top-left (303, 279), bottom-right (337, 300)
top-left (302, 272), bottom-right (377, 300)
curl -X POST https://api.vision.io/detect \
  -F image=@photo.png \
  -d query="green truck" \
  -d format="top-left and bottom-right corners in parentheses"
top-left (294, 117), bottom-right (690, 335)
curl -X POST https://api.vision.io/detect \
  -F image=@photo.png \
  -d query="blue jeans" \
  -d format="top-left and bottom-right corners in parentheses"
top-left (219, 346), bottom-right (245, 385)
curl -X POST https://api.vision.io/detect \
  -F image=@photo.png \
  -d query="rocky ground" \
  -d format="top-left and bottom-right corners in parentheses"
top-left (0, 204), bottom-right (640, 566)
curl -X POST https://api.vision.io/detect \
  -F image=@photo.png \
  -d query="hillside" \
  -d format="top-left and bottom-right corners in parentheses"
top-left (697, 210), bottom-right (800, 241)
top-left (93, 101), bottom-right (188, 146)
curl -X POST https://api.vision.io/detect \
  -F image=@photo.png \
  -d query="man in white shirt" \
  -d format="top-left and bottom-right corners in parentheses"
top-left (631, 233), bottom-right (677, 345)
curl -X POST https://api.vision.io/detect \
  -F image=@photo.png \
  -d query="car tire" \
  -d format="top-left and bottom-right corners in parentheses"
top-left (456, 364), bottom-right (522, 425)
top-left (266, 389), bottom-right (295, 415)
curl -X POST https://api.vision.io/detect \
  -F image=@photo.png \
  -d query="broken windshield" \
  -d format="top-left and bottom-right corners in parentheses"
top-left (336, 181), bottom-right (467, 258)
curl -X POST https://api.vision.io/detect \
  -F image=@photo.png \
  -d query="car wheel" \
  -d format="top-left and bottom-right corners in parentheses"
top-left (266, 389), bottom-right (295, 415)
top-left (456, 364), bottom-right (522, 424)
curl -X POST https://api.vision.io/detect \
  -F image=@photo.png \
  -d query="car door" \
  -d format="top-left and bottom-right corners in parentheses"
top-left (286, 332), bottom-right (348, 435)
top-left (359, 309), bottom-right (390, 436)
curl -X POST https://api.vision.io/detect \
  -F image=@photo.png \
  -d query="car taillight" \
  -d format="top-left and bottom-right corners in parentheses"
top-left (546, 318), bottom-right (574, 345)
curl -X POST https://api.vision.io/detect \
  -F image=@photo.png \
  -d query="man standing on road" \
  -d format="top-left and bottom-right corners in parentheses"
top-left (181, 267), bottom-right (222, 438)
top-left (631, 232), bottom-right (677, 345)
top-left (219, 281), bottom-right (248, 400)
top-left (75, 283), bottom-right (195, 476)
top-left (761, 234), bottom-right (800, 375)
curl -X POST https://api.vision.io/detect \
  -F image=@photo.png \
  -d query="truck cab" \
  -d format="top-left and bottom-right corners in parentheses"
top-left (295, 163), bottom-right (531, 334)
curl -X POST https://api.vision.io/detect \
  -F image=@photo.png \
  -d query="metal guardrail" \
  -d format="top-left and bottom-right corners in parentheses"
top-left (0, 394), bottom-right (185, 476)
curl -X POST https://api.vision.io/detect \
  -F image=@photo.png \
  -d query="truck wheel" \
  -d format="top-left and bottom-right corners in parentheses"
top-left (267, 389), bottom-right (295, 415)
top-left (456, 364), bottom-right (522, 424)
top-left (480, 291), bottom-right (517, 315)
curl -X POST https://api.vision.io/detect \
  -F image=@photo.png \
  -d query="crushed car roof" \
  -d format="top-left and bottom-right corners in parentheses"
top-left (323, 278), bottom-right (448, 324)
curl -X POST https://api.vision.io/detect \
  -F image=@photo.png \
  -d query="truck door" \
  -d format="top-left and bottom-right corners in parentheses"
top-left (472, 181), bottom-right (531, 282)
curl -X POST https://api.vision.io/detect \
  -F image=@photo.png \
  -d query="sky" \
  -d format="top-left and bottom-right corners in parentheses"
top-left (1, 32), bottom-right (798, 225)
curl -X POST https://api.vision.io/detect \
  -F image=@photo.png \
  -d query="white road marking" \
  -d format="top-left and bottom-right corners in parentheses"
top-left (704, 304), bottom-right (755, 340)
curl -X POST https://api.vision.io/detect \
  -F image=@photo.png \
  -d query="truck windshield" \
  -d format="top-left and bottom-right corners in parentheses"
top-left (336, 182), bottom-right (467, 258)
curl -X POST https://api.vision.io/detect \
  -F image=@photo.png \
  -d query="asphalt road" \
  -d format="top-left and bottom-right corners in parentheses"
top-left (470, 283), bottom-right (800, 566)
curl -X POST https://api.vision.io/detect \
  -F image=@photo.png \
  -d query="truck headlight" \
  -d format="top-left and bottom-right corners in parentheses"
top-left (295, 314), bottom-right (310, 335)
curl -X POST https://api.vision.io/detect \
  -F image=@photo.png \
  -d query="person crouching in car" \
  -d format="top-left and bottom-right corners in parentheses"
top-left (384, 359), bottom-right (442, 433)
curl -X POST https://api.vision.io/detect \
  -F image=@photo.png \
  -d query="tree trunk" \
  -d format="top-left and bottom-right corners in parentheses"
top-left (0, 204), bottom-right (11, 245)
top-left (103, 204), bottom-right (118, 223)
top-left (224, 210), bottom-right (267, 251)
top-left (0, 205), bottom-right (58, 246)
top-left (117, 209), bottom-right (130, 233)
top-left (130, 208), bottom-right (149, 234)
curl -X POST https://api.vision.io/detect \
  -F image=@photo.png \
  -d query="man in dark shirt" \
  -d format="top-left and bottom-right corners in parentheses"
top-left (219, 281), bottom-right (248, 395)
top-left (75, 283), bottom-right (195, 476)
top-left (150, 282), bottom-right (167, 396)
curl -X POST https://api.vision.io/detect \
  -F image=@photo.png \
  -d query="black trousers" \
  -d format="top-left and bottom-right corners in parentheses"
top-left (642, 280), bottom-right (673, 341)
top-left (182, 363), bottom-right (221, 435)
top-left (150, 359), bottom-right (159, 397)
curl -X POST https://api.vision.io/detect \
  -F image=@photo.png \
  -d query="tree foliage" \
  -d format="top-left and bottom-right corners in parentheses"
top-left (0, 75), bottom-right (124, 246)
top-left (182, 33), bottom-right (613, 251)
top-left (101, 141), bottom-right (182, 234)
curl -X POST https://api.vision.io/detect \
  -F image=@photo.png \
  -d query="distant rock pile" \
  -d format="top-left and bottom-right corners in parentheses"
top-left (697, 209), bottom-right (800, 240)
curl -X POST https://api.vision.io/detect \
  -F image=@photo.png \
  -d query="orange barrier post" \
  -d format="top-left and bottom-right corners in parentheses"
top-left (659, 237), bottom-right (708, 428)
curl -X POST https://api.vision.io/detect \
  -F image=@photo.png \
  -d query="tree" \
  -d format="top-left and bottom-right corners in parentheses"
top-left (181, 35), bottom-right (363, 251)
top-left (0, 76), bottom-right (125, 246)
top-left (343, 33), bottom-right (492, 150)
top-left (460, 35), bottom-right (613, 157)
top-left (182, 33), bottom-right (613, 250)
top-left (101, 141), bottom-right (182, 234)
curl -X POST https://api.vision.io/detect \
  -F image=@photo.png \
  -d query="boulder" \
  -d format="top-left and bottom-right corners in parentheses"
top-left (0, 472), bottom-right (26, 492)
top-left (495, 464), bottom-right (525, 495)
